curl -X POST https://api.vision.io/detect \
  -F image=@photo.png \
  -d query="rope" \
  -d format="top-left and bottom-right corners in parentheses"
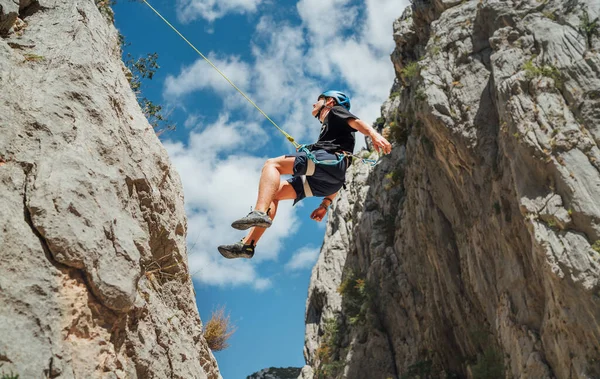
top-left (141, 0), bottom-right (300, 149)
top-left (140, 0), bottom-right (379, 166)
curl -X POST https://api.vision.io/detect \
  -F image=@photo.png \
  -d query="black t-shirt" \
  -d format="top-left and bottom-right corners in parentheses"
top-left (311, 105), bottom-right (357, 153)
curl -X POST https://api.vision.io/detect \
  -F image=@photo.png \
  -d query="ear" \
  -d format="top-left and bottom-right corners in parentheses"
top-left (326, 98), bottom-right (337, 107)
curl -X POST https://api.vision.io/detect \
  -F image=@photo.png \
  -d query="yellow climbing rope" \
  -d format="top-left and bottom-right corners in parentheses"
top-left (141, 0), bottom-right (300, 149)
top-left (140, 1), bottom-right (379, 166)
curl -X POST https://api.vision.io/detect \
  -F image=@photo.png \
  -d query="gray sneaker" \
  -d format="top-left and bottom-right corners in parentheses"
top-left (231, 210), bottom-right (272, 230)
top-left (218, 240), bottom-right (255, 259)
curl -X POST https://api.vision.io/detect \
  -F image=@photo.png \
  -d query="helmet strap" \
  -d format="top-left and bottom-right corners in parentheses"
top-left (314, 98), bottom-right (334, 122)
top-left (314, 104), bottom-right (324, 120)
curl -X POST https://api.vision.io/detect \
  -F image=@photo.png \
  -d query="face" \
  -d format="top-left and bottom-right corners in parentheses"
top-left (312, 97), bottom-right (326, 117)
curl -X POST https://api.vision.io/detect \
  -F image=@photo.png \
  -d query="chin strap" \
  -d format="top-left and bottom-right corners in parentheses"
top-left (314, 105), bottom-right (325, 121)
top-left (314, 104), bottom-right (334, 123)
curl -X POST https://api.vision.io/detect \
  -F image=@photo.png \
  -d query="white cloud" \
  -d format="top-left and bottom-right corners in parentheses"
top-left (184, 114), bottom-right (201, 129)
top-left (163, 115), bottom-right (301, 290)
top-left (249, 18), bottom-right (322, 143)
top-left (285, 246), bottom-right (320, 271)
top-left (164, 54), bottom-right (251, 99)
top-left (295, 0), bottom-right (407, 128)
top-left (362, 0), bottom-right (404, 51)
top-left (296, 0), bottom-right (359, 40)
top-left (176, 0), bottom-right (264, 23)
top-left (188, 249), bottom-right (270, 288)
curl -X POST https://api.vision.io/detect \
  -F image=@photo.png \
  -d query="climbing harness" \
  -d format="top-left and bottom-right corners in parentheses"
top-left (140, 0), bottom-right (378, 166)
top-left (296, 145), bottom-right (378, 167)
top-left (298, 145), bottom-right (346, 166)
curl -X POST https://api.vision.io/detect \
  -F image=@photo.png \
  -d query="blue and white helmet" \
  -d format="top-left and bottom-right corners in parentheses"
top-left (320, 90), bottom-right (351, 111)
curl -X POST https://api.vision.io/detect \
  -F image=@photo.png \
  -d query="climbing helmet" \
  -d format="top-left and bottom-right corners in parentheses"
top-left (319, 90), bottom-right (351, 111)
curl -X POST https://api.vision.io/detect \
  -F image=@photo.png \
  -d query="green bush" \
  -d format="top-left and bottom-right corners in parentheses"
top-left (415, 88), bottom-right (427, 101)
top-left (96, 0), bottom-right (115, 22)
top-left (580, 9), bottom-right (599, 49)
top-left (122, 44), bottom-right (176, 132)
top-left (592, 240), bottom-right (600, 254)
top-left (429, 45), bottom-right (441, 56)
top-left (314, 317), bottom-right (344, 379)
top-left (401, 62), bottom-right (420, 80)
top-left (384, 166), bottom-right (404, 190)
top-left (523, 58), bottom-right (563, 88)
top-left (317, 361), bottom-right (344, 379)
top-left (125, 52), bottom-right (160, 92)
top-left (388, 121), bottom-right (409, 145)
top-left (337, 272), bottom-right (373, 325)
top-left (543, 11), bottom-right (556, 21)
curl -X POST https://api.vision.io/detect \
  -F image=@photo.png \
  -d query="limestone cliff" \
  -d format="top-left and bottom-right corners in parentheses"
top-left (0, 0), bottom-right (220, 377)
top-left (301, 0), bottom-right (600, 378)
top-left (247, 367), bottom-right (302, 379)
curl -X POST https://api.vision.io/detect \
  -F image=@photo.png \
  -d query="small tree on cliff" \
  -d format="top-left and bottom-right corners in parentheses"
top-left (122, 41), bottom-right (176, 134)
top-left (97, 0), bottom-right (176, 134)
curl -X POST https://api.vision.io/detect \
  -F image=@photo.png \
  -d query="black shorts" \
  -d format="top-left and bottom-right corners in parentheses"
top-left (286, 149), bottom-right (348, 204)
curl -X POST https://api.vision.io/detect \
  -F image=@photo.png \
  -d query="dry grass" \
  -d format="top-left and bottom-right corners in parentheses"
top-left (203, 306), bottom-right (236, 351)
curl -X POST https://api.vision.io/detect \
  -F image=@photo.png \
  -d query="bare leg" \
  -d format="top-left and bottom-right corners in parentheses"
top-left (254, 156), bottom-right (295, 212)
top-left (245, 180), bottom-right (296, 245)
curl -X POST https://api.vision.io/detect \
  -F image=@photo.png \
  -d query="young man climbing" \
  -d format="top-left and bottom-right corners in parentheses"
top-left (218, 90), bottom-right (392, 259)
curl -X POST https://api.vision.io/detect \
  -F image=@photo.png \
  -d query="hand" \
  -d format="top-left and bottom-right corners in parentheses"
top-left (371, 132), bottom-right (392, 155)
top-left (310, 206), bottom-right (328, 222)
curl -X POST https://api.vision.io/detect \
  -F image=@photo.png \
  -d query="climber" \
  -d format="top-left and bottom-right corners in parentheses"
top-left (218, 90), bottom-right (392, 259)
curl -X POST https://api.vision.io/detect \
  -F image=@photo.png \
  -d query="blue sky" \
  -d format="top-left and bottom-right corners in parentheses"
top-left (112, 0), bottom-right (406, 377)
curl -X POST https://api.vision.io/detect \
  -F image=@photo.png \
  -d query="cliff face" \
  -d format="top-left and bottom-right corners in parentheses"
top-left (247, 367), bottom-right (302, 379)
top-left (301, 0), bottom-right (600, 378)
top-left (0, 1), bottom-right (219, 377)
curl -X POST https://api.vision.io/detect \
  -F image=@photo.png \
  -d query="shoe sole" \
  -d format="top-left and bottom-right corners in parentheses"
top-left (218, 247), bottom-right (237, 259)
top-left (218, 247), bottom-right (253, 259)
top-left (230, 219), bottom-right (272, 230)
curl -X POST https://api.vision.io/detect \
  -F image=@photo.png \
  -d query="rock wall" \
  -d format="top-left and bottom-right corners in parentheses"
top-left (247, 367), bottom-right (302, 379)
top-left (301, 0), bottom-right (600, 378)
top-left (0, 1), bottom-right (220, 377)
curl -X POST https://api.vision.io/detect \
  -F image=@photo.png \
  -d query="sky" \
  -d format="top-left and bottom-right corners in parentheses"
top-left (112, 0), bottom-right (407, 377)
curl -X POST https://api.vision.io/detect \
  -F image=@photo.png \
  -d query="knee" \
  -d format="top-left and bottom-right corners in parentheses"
top-left (263, 158), bottom-right (283, 173)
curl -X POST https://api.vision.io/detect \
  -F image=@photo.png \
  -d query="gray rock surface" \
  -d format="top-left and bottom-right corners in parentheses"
top-left (301, 0), bottom-right (600, 378)
top-left (0, 0), bottom-right (220, 377)
top-left (247, 367), bottom-right (302, 379)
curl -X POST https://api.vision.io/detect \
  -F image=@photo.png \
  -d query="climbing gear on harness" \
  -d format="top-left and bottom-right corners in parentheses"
top-left (218, 239), bottom-right (256, 259)
top-left (297, 145), bottom-right (378, 166)
top-left (231, 209), bottom-right (272, 230)
top-left (320, 90), bottom-right (351, 111)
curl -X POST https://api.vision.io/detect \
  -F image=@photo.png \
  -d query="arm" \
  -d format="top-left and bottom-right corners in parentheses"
top-left (347, 118), bottom-right (392, 154)
top-left (310, 193), bottom-right (338, 222)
